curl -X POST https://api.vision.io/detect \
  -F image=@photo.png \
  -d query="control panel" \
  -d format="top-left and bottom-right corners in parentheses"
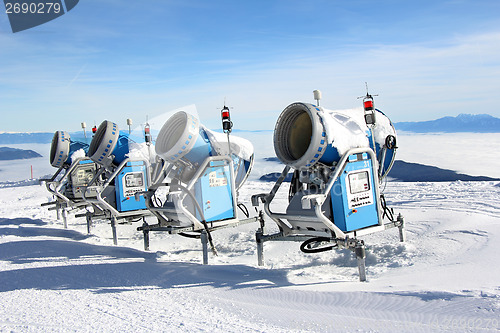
top-left (123, 172), bottom-right (145, 197)
top-left (115, 161), bottom-right (148, 212)
top-left (70, 160), bottom-right (97, 198)
top-left (346, 169), bottom-right (374, 209)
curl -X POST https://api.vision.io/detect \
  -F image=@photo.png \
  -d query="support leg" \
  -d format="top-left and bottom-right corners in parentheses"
top-left (111, 216), bottom-right (118, 246)
top-left (62, 209), bottom-right (68, 229)
top-left (256, 228), bottom-right (264, 266)
top-left (397, 213), bottom-right (406, 242)
top-left (56, 204), bottom-right (61, 221)
top-left (201, 230), bottom-right (208, 265)
top-left (355, 241), bottom-right (367, 282)
top-left (142, 220), bottom-right (150, 251)
top-left (86, 212), bottom-right (92, 234)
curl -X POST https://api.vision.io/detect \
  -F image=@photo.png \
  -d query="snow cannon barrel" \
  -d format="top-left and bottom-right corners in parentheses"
top-left (50, 131), bottom-right (88, 168)
top-left (155, 111), bottom-right (212, 167)
top-left (88, 120), bottom-right (131, 166)
top-left (155, 111), bottom-right (254, 187)
top-left (273, 102), bottom-right (397, 178)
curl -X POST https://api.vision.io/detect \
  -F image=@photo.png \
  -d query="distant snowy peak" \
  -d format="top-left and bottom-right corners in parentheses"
top-left (0, 132), bottom-right (53, 144)
top-left (0, 147), bottom-right (42, 160)
top-left (395, 113), bottom-right (500, 133)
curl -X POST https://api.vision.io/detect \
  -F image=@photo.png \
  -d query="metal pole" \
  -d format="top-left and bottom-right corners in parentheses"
top-left (111, 216), bottom-right (118, 245)
top-left (201, 230), bottom-right (208, 265)
top-left (56, 202), bottom-right (61, 221)
top-left (397, 213), bottom-right (406, 242)
top-left (86, 211), bottom-right (92, 234)
top-left (142, 220), bottom-right (150, 251)
top-left (62, 209), bottom-right (68, 229)
top-left (355, 242), bottom-right (367, 282)
top-left (256, 229), bottom-right (264, 266)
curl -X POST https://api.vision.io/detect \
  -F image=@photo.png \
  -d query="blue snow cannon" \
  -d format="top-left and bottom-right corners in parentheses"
top-left (50, 131), bottom-right (89, 168)
top-left (88, 120), bottom-right (135, 166)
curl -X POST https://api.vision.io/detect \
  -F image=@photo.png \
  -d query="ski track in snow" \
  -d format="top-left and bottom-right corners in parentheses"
top-left (0, 180), bottom-right (499, 331)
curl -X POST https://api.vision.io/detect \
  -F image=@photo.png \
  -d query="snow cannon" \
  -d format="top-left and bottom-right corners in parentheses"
top-left (44, 130), bottom-right (96, 229)
top-left (139, 108), bottom-right (261, 264)
top-left (273, 102), bottom-right (397, 178)
top-left (50, 131), bottom-right (88, 168)
top-left (81, 120), bottom-right (152, 245)
top-left (252, 91), bottom-right (405, 282)
top-left (155, 111), bottom-right (254, 188)
top-left (88, 120), bottom-right (133, 167)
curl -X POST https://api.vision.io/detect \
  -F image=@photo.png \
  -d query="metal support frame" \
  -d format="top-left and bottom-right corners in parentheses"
top-left (254, 229), bottom-right (372, 281)
top-left (82, 157), bottom-right (153, 245)
top-left (137, 154), bottom-right (264, 264)
top-left (41, 157), bottom-right (94, 226)
top-left (137, 214), bottom-right (263, 264)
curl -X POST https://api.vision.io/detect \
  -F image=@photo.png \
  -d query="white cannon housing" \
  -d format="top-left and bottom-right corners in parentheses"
top-left (273, 102), bottom-right (396, 178)
top-left (155, 111), bottom-right (254, 188)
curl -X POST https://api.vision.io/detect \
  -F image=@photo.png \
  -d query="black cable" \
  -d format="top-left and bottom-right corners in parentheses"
top-left (153, 194), bottom-right (163, 208)
top-left (300, 237), bottom-right (337, 253)
top-left (237, 203), bottom-right (249, 218)
top-left (179, 232), bottom-right (201, 239)
top-left (288, 170), bottom-right (302, 202)
top-left (380, 193), bottom-right (395, 221)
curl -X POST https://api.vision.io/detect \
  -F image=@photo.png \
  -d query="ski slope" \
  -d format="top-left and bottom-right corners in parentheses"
top-left (0, 133), bottom-right (499, 332)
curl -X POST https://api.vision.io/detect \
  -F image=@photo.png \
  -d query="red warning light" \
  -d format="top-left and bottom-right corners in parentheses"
top-left (221, 105), bottom-right (232, 133)
top-left (144, 124), bottom-right (152, 144)
top-left (364, 100), bottom-right (374, 110)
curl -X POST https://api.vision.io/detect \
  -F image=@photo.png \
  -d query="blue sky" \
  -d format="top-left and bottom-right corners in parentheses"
top-left (1, 0), bottom-right (499, 132)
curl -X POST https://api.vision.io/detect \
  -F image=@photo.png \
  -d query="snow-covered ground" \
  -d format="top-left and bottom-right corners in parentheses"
top-left (0, 133), bottom-right (499, 332)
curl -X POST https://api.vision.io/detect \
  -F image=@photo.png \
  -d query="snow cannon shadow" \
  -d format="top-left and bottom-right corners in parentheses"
top-left (0, 239), bottom-right (303, 293)
top-left (0, 218), bottom-right (89, 240)
top-left (0, 217), bottom-right (46, 226)
top-left (0, 239), bottom-right (156, 266)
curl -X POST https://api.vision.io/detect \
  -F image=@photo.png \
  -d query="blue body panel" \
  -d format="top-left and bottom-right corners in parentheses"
top-left (65, 141), bottom-right (88, 164)
top-left (331, 154), bottom-right (379, 232)
top-left (194, 161), bottom-right (234, 222)
top-left (112, 133), bottom-right (131, 165)
top-left (183, 129), bottom-right (212, 165)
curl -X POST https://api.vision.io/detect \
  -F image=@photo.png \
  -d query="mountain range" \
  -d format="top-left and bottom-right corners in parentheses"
top-left (0, 147), bottom-right (42, 160)
top-left (394, 113), bottom-right (500, 133)
top-left (0, 132), bottom-right (54, 144)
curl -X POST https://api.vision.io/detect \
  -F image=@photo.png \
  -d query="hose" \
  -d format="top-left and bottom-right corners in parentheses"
top-left (237, 203), bottom-right (249, 218)
top-left (380, 193), bottom-right (394, 221)
top-left (300, 237), bottom-right (337, 253)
